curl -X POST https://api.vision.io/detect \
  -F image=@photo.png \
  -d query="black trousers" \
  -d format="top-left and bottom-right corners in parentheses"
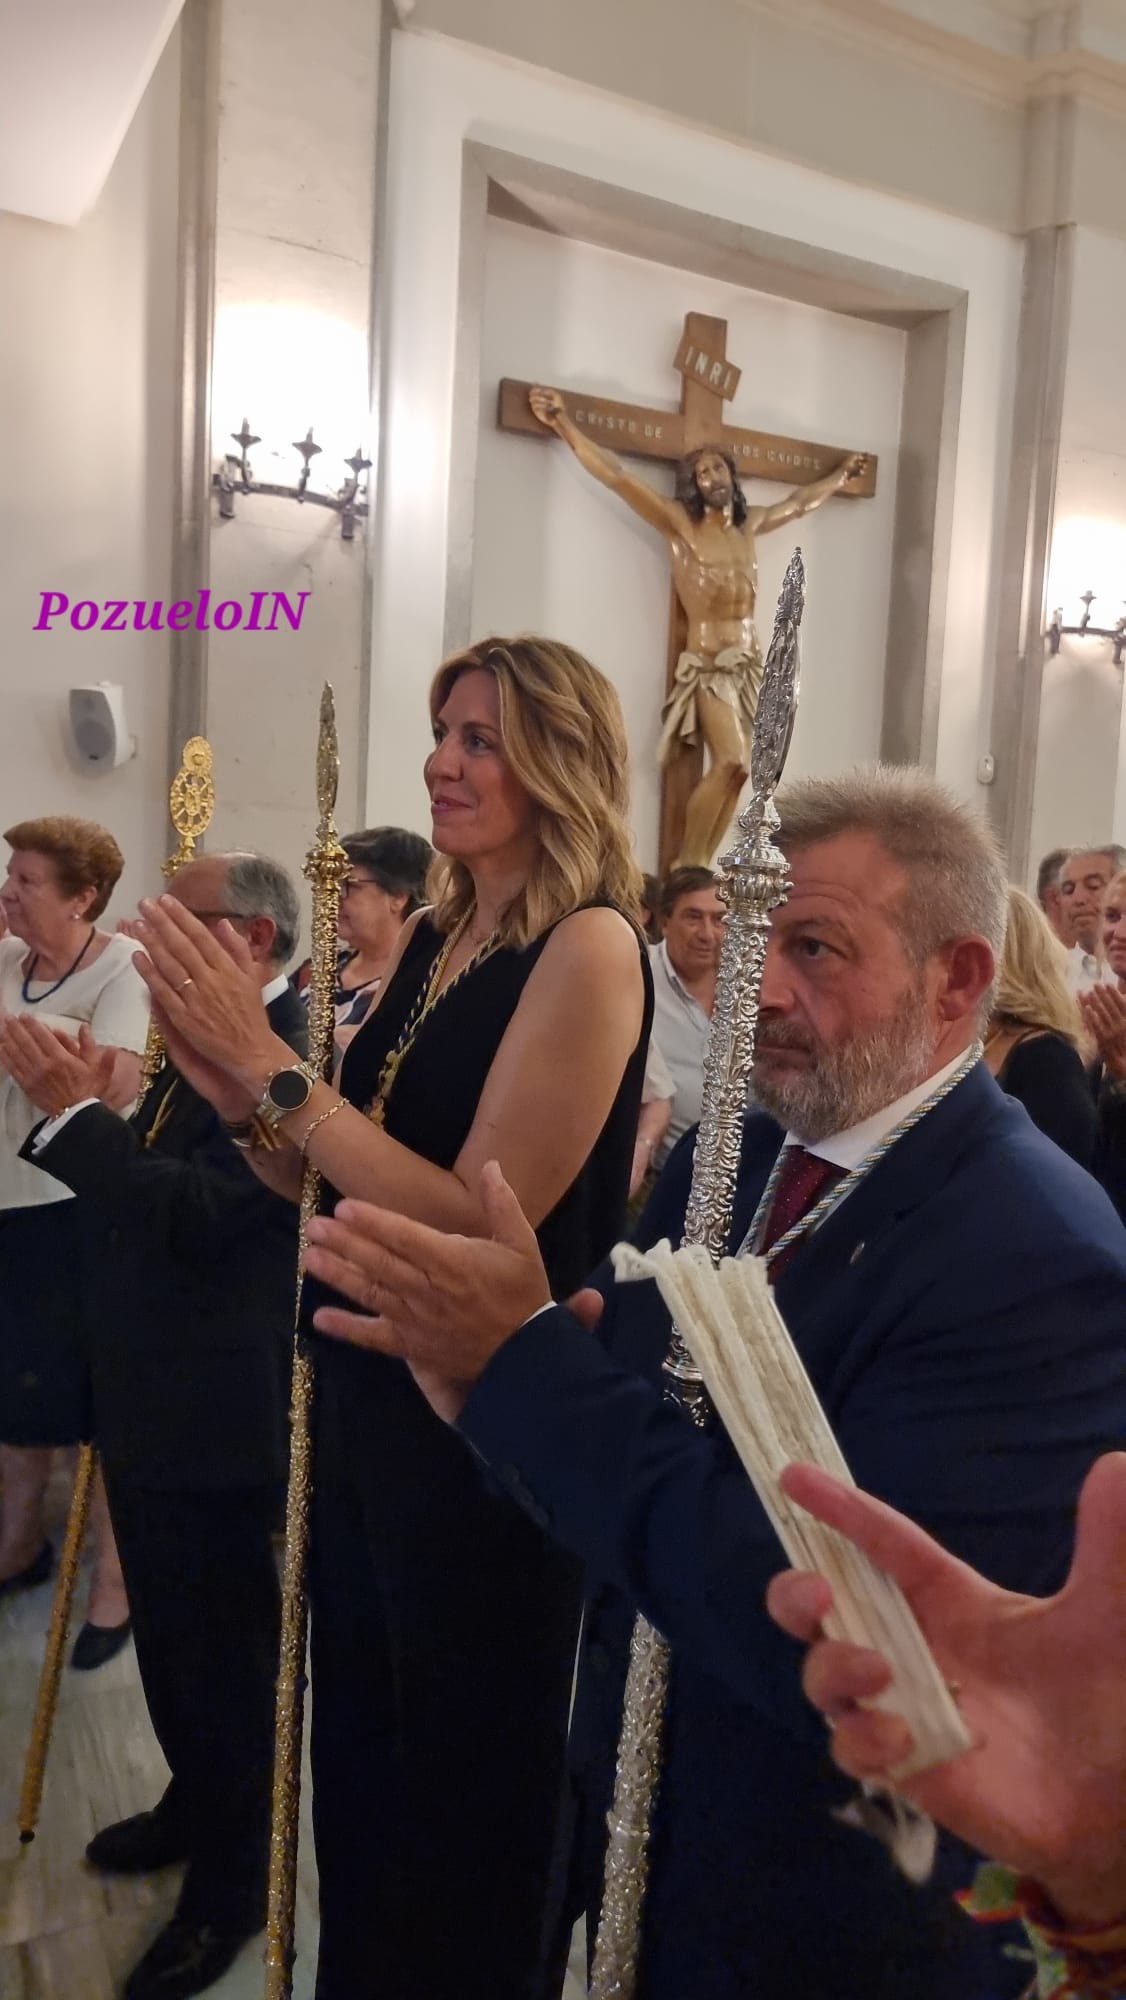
top-left (309, 1344), bottom-right (583, 2000)
top-left (102, 1466), bottom-right (281, 1927)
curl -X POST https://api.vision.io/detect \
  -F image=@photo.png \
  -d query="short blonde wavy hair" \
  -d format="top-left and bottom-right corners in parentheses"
top-left (426, 635), bottom-right (641, 950)
top-left (993, 885), bottom-right (1084, 1051)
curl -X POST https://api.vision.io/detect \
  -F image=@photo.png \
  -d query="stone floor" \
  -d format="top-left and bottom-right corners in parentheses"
top-left (0, 1459), bottom-right (587, 1997)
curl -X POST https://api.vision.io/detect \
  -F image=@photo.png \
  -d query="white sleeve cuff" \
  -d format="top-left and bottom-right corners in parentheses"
top-left (524, 1301), bottom-right (557, 1326)
top-left (30, 1100), bottom-right (101, 1153)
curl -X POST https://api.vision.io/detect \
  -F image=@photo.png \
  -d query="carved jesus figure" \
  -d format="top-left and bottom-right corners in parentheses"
top-left (529, 385), bottom-right (868, 865)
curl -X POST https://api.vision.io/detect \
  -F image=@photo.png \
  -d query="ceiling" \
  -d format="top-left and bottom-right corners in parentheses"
top-left (0, 0), bottom-right (185, 226)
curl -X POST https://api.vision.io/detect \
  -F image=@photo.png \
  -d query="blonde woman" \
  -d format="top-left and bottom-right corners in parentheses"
top-left (130, 636), bottom-right (651, 2000)
top-left (984, 886), bottom-right (1096, 1165)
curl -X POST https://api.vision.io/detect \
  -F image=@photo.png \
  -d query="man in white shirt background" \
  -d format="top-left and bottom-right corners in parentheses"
top-left (1059, 844), bottom-right (1126, 991)
top-left (649, 866), bottom-right (724, 1165)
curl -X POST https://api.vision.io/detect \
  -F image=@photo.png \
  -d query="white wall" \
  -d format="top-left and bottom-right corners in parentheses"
top-left (368, 31), bottom-right (1023, 837)
top-left (471, 219), bottom-right (904, 865)
top-left (205, 0), bottom-right (382, 894)
top-left (0, 33), bottom-right (180, 914)
top-left (1029, 226), bottom-right (1126, 864)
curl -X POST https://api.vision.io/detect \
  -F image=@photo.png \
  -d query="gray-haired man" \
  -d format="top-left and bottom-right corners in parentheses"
top-left (1059, 843), bottom-right (1126, 990)
top-left (300, 770), bottom-right (1126, 2000)
top-left (8, 851), bottom-right (306, 2000)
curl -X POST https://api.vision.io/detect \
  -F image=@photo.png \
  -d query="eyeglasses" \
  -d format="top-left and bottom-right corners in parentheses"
top-left (340, 877), bottom-right (379, 900)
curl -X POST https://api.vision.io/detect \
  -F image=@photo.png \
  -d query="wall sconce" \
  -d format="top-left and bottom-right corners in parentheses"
top-left (213, 420), bottom-right (372, 541)
top-left (1047, 592), bottom-right (1126, 667)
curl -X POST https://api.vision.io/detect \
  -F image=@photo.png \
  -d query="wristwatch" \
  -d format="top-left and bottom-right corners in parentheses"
top-left (255, 1062), bottom-right (317, 1131)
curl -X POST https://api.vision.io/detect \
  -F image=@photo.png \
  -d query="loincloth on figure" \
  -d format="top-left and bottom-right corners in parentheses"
top-left (657, 646), bottom-right (764, 767)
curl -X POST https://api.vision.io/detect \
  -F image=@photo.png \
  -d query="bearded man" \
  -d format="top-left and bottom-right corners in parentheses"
top-left (300, 766), bottom-right (1126, 2000)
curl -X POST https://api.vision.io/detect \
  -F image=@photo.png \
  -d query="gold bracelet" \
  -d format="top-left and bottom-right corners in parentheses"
top-left (299, 1098), bottom-right (345, 1159)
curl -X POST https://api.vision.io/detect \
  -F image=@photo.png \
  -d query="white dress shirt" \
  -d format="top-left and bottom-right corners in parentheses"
top-left (1065, 944), bottom-right (1101, 994)
top-left (648, 941), bottom-right (712, 1163)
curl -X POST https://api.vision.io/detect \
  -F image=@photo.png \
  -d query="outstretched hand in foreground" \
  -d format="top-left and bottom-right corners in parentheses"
top-left (303, 1162), bottom-right (565, 1424)
top-left (767, 1458), bottom-right (1126, 1926)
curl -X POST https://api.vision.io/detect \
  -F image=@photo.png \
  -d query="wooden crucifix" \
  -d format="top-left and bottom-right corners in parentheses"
top-left (498, 310), bottom-right (877, 872)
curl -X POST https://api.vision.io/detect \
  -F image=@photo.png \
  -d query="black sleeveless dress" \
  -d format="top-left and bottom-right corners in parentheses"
top-left (307, 908), bottom-right (652, 2000)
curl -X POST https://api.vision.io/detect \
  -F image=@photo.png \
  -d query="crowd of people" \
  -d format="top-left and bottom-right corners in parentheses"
top-left (0, 645), bottom-right (1124, 2000)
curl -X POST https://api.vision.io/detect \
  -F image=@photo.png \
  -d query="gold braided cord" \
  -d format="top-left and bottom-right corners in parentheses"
top-left (15, 736), bottom-right (216, 1845)
top-left (590, 551), bottom-right (806, 1997)
top-left (264, 686), bottom-right (349, 2000)
top-left (366, 910), bottom-right (498, 1127)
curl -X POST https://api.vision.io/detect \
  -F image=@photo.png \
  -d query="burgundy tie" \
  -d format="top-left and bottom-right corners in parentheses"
top-left (760, 1146), bottom-right (845, 1278)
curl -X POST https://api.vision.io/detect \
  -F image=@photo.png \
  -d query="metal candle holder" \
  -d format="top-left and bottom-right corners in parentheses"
top-left (215, 420), bottom-right (371, 540)
top-left (1047, 593), bottom-right (1126, 666)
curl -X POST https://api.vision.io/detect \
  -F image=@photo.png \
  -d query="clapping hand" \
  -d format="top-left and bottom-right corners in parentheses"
top-left (0, 1015), bottom-right (115, 1115)
top-left (766, 1457), bottom-right (1126, 1926)
top-left (1079, 982), bottom-right (1126, 1079)
top-left (303, 1161), bottom-right (554, 1423)
top-left (129, 897), bottom-right (285, 1098)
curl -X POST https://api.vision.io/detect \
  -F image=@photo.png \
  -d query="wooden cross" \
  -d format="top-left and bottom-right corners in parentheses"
top-left (498, 310), bottom-right (877, 870)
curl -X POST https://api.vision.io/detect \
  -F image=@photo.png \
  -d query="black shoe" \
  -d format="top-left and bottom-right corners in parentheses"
top-left (86, 1808), bottom-right (191, 1875)
top-left (0, 1541), bottom-right (53, 1600)
top-left (70, 1616), bottom-right (132, 1671)
top-left (123, 1914), bottom-right (262, 2000)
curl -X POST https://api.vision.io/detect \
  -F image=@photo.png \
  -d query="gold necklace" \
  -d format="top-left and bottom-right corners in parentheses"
top-left (367, 910), bottom-right (498, 1129)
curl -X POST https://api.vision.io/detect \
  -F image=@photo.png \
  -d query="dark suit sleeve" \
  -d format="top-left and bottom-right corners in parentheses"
top-left (27, 1101), bottom-right (284, 1265)
top-left (461, 1306), bottom-right (818, 1734)
top-left (1094, 1076), bottom-right (1126, 1224)
top-left (460, 1232), bottom-right (1126, 1734)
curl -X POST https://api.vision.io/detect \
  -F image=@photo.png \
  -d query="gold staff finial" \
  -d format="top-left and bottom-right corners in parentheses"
top-left (590, 555), bottom-right (805, 1998)
top-left (17, 735), bottom-right (216, 1844)
top-left (264, 685), bottom-right (349, 1999)
top-left (164, 736), bottom-right (216, 878)
top-left (140, 737), bottom-right (217, 1093)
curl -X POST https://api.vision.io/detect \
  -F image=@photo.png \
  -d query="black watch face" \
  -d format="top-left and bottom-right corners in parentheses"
top-left (269, 1069), bottom-right (311, 1112)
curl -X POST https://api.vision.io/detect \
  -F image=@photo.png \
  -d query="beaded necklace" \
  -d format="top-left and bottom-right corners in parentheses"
top-left (20, 926), bottom-right (97, 1005)
top-left (366, 909), bottom-right (499, 1129)
top-left (739, 1041), bottom-right (983, 1268)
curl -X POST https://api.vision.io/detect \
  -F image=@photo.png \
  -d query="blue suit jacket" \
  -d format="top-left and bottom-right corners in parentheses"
top-left (462, 1064), bottom-right (1126, 2000)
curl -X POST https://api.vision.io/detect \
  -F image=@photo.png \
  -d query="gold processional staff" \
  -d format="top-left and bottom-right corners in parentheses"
top-left (589, 551), bottom-right (806, 1998)
top-left (17, 737), bottom-right (217, 1845)
top-left (264, 686), bottom-right (349, 2000)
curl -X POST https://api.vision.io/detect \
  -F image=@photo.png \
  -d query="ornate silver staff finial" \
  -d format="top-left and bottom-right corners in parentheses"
top-left (748, 546), bottom-right (803, 805)
top-left (589, 550), bottom-right (806, 2000)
